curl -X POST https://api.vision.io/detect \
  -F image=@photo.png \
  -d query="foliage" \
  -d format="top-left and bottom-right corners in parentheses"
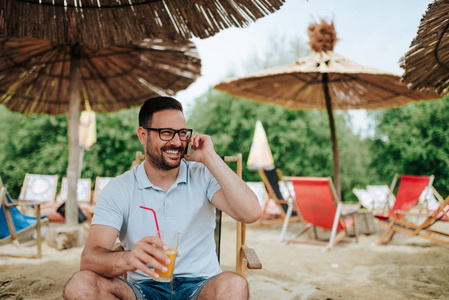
top-left (81, 107), bottom-right (142, 180)
top-left (369, 97), bottom-right (449, 196)
top-left (187, 31), bottom-right (372, 201)
top-left (0, 105), bottom-right (142, 198)
top-left (187, 89), bottom-right (372, 201)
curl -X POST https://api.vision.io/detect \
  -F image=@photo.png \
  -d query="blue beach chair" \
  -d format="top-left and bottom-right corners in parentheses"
top-left (0, 187), bottom-right (48, 258)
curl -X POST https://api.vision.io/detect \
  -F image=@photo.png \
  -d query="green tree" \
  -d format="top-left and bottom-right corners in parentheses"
top-left (0, 105), bottom-right (142, 198)
top-left (188, 88), bottom-right (371, 201)
top-left (187, 32), bottom-right (372, 201)
top-left (369, 97), bottom-right (449, 196)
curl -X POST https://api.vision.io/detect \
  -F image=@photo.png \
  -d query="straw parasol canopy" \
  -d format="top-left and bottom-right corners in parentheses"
top-left (0, 37), bottom-right (201, 114)
top-left (215, 19), bottom-right (440, 197)
top-left (401, 0), bottom-right (449, 95)
top-left (0, 36), bottom-right (201, 224)
top-left (1, 0), bottom-right (286, 48)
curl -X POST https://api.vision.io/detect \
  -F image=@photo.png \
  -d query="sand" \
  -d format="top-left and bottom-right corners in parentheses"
top-left (1, 216), bottom-right (449, 300)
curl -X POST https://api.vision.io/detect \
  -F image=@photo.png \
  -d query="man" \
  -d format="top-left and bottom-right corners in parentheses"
top-left (64, 96), bottom-right (261, 299)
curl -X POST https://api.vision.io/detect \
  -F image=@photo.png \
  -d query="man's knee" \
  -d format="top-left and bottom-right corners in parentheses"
top-left (64, 270), bottom-right (100, 299)
top-left (199, 272), bottom-right (249, 299)
top-left (220, 272), bottom-right (248, 290)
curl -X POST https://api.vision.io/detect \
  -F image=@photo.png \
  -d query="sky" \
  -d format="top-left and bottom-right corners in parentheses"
top-left (175, 0), bottom-right (432, 135)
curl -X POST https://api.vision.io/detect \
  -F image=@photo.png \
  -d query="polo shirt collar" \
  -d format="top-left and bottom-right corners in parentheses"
top-left (136, 159), bottom-right (188, 190)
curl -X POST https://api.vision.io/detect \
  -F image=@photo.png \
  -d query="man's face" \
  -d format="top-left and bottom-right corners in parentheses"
top-left (145, 109), bottom-right (188, 170)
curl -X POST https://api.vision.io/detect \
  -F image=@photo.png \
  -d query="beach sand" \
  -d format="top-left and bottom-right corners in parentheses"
top-left (1, 215), bottom-right (449, 299)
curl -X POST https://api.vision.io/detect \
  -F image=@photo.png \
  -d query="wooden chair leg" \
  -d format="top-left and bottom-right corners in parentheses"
top-left (351, 214), bottom-right (358, 243)
top-left (386, 231), bottom-right (397, 243)
top-left (36, 204), bottom-right (42, 258)
top-left (286, 224), bottom-right (312, 244)
top-left (378, 220), bottom-right (395, 245)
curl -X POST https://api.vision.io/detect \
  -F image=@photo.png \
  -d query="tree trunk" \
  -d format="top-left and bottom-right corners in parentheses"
top-left (66, 44), bottom-right (81, 225)
top-left (322, 73), bottom-right (341, 199)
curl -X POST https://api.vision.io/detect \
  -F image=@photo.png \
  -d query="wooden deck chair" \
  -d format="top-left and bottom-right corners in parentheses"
top-left (127, 151), bottom-right (262, 277)
top-left (353, 185), bottom-right (396, 215)
top-left (0, 186), bottom-right (49, 258)
top-left (18, 174), bottom-right (59, 203)
top-left (374, 174), bottom-right (435, 222)
top-left (18, 173), bottom-right (59, 220)
top-left (59, 177), bottom-right (92, 204)
top-left (256, 168), bottom-right (302, 227)
top-left (378, 196), bottom-right (449, 246)
top-left (50, 178), bottom-right (92, 223)
top-left (283, 177), bottom-right (359, 250)
top-left (92, 177), bottom-right (114, 205)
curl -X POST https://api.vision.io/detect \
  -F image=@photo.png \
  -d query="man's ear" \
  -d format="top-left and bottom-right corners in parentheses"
top-left (137, 127), bottom-right (147, 146)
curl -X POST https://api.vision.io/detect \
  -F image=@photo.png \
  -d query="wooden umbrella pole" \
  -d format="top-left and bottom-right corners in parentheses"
top-left (66, 44), bottom-right (81, 226)
top-left (322, 73), bottom-right (341, 199)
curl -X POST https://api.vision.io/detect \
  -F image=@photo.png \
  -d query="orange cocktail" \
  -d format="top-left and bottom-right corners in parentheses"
top-left (154, 231), bottom-right (180, 282)
top-left (155, 248), bottom-right (178, 281)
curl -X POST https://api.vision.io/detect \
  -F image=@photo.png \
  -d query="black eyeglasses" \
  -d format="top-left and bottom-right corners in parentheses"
top-left (142, 127), bottom-right (193, 141)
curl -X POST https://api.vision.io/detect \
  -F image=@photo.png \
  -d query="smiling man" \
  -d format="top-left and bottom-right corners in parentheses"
top-left (63, 96), bottom-right (261, 300)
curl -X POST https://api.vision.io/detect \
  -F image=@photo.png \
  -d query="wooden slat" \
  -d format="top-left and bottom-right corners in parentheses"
top-left (241, 245), bottom-right (262, 269)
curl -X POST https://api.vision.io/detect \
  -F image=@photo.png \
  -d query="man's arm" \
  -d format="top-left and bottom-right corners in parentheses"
top-left (81, 224), bottom-right (170, 279)
top-left (185, 133), bottom-right (261, 223)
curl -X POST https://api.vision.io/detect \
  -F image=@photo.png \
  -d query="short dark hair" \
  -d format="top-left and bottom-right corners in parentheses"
top-left (139, 96), bottom-right (184, 127)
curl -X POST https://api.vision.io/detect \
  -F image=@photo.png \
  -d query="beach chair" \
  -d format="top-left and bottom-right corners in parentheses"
top-left (18, 173), bottom-right (59, 203)
top-left (42, 177), bottom-right (92, 223)
top-left (58, 177), bottom-right (92, 204)
top-left (0, 186), bottom-right (49, 258)
top-left (353, 185), bottom-right (396, 215)
top-left (92, 176), bottom-right (114, 205)
top-left (283, 176), bottom-right (359, 250)
top-left (128, 151), bottom-right (262, 277)
top-left (374, 174), bottom-right (436, 222)
top-left (256, 168), bottom-right (302, 227)
top-left (17, 173), bottom-right (58, 218)
top-left (378, 196), bottom-right (449, 246)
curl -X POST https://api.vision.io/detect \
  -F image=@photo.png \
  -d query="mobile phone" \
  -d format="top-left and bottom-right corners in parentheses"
top-left (184, 141), bottom-right (192, 157)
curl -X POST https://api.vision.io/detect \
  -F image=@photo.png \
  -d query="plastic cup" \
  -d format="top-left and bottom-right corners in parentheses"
top-left (154, 231), bottom-right (180, 282)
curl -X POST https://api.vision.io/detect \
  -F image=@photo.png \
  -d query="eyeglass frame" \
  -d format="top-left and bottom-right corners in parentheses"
top-left (142, 127), bottom-right (193, 141)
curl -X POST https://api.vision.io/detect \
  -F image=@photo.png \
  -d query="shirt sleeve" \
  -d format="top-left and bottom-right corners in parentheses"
top-left (205, 166), bottom-right (221, 202)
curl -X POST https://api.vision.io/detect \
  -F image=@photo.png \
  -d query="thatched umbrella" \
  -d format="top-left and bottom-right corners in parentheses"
top-left (0, 36), bottom-right (201, 224)
top-left (215, 19), bottom-right (440, 198)
top-left (401, 0), bottom-right (449, 95)
top-left (1, 0), bottom-right (286, 48)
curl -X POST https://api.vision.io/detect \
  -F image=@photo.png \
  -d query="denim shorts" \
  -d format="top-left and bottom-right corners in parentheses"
top-left (119, 276), bottom-right (210, 300)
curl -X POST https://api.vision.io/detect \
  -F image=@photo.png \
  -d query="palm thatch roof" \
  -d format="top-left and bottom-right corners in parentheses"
top-left (1, 0), bottom-right (286, 48)
top-left (401, 0), bottom-right (449, 95)
top-left (215, 50), bottom-right (440, 111)
top-left (0, 37), bottom-right (201, 115)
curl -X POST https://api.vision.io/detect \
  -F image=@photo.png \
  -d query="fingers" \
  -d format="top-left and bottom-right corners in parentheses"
top-left (185, 133), bottom-right (215, 161)
top-left (126, 236), bottom-right (171, 280)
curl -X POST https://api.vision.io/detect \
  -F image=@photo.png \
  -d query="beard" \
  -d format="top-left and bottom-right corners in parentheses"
top-left (146, 141), bottom-right (184, 171)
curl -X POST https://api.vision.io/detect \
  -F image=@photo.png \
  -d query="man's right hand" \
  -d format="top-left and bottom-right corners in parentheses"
top-left (125, 236), bottom-right (171, 280)
top-left (81, 225), bottom-right (171, 280)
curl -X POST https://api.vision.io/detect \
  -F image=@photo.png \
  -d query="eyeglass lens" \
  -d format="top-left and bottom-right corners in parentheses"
top-left (160, 129), bottom-right (192, 141)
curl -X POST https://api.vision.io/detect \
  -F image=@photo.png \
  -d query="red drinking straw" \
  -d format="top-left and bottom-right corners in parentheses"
top-left (139, 206), bottom-right (161, 239)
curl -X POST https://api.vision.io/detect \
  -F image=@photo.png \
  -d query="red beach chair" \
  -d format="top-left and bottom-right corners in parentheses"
top-left (283, 177), bottom-right (359, 250)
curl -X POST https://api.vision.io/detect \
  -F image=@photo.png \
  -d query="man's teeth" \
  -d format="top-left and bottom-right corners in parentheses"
top-left (166, 150), bottom-right (179, 154)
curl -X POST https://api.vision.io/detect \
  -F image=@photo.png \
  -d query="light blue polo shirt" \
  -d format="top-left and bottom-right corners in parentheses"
top-left (91, 159), bottom-right (222, 282)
